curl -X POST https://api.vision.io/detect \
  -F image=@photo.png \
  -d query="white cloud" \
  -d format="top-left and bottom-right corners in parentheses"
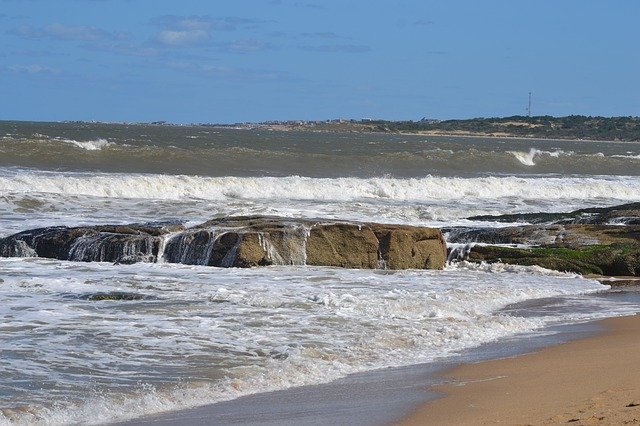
top-left (10, 23), bottom-right (128, 42)
top-left (8, 64), bottom-right (59, 74)
top-left (156, 29), bottom-right (209, 47)
top-left (151, 15), bottom-right (270, 48)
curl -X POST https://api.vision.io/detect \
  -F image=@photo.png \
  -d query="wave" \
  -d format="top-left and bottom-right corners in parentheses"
top-left (3, 131), bottom-right (640, 177)
top-left (0, 259), bottom-right (613, 425)
top-left (57, 138), bottom-right (114, 151)
top-left (508, 148), bottom-right (576, 166)
top-left (510, 148), bottom-right (542, 166)
top-left (2, 171), bottom-right (640, 203)
top-left (612, 154), bottom-right (640, 160)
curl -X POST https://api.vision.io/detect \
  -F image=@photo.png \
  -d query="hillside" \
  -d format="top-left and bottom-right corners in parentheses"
top-left (363, 115), bottom-right (640, 141)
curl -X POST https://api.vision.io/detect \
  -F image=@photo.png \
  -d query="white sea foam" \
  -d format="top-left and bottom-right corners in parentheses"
top-left (58, 138), bottom-right (113, 151)
top-left (0, 258), bottom-right (622, 425)
top-left (1, 170), bottom-right (638, 235)
top-left (612, 154), bottom-right (640, 159)
top-left (509, 148), bottom-right (573, 166)
top-left (2, 170), bottom-right (640, 203)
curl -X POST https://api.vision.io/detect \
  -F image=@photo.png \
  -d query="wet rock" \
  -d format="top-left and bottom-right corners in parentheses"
top-left (468, 202), bottom-right (640, 225)
top-left (448, 203), bottom-right (640, 276)
top-left (81, 292), bottom-right (146, 301)
top-left (446, 224), bottom-right (640, 248)
top-left (306, 223), bottom-right (379, 269)
top-left (0, 217), bottom-right (447, 270)
top-left (464, 243), bottom-right (640, 276)
top-left (372, 224), bottom-right (447, 270)
top-left (0, 223), bottom-right (184, 263)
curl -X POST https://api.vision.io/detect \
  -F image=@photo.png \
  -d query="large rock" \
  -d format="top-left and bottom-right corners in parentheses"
top-left (0, 223), bottom-right (184, 263)
top-left (0, 217), bottom-right (447, 270)
top-left (372, 224), bottom-right (447, 270)
top-left (306, 223), bottom-right (379, 268)
top-left (447, 202), bottom-right (640, 276)
top-left (464, 244), bottom-right (640, 276)
top-left (446, 224), bottom-right (640, 248)
top-left (467, 202), bottom-right (640, 225)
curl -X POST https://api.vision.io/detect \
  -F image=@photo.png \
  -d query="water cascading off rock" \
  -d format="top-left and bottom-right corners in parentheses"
top-left (0, 216), bottom-right (447, 270)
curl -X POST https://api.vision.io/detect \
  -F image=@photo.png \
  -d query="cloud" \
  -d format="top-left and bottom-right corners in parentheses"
top-left (414, 20), bottom-right (435, 26)
top-left (9, 23), bottom-right (128, 42)
top-left (152, 15), bottom-right (270, 47)
top-left (7, 64), bottom-right (59, 75)
top-left (10, 48), bottom-right (69, 57)
top-left (213, 39), bottom-right (275, 53)
top-left (298, 44), bottom-right (371, 53)
top-left (300, 31), bottom-right (344, 39)
top-left (89, 42), bottom-right (158, 57)
top-left (156, 28), bottom-right (209, 47)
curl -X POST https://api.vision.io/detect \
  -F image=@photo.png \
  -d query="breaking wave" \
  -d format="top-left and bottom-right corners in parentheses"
top-left (508, 148), bottom-right (575, 166)
top-left (58, 138), bottom-right (114, 151)
top-left (2, 171), bottom-right (640, 203)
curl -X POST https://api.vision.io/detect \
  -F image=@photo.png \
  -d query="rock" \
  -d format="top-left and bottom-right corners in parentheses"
top-left (467, 202), bottom-right (640, 225)
top-left (306, 223), bottom-right (379, 269)
top-left (81, 292), bottom-right (146, 301)
top-left (446, 224), bottom-right (640, 248)
top-left (0, 217), bottom-right (447, 270)
top-left (0, 222), bottom-right (184, 263)
top-left (372, 224), bottom-right (447, 270)
top-left (464, 244), bottom-right (640, 276)
top-left (448, 202), bottom-right (640, 276)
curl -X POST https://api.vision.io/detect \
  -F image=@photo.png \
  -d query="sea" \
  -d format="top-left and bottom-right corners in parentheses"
top-left (1, 120), bottom-right (640, 425)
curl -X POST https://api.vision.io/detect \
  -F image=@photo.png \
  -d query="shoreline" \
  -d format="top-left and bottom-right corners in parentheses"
top-left (401, 314), bottom-right (640, 425)
top-left (112, 292), bottom-right (640, 426)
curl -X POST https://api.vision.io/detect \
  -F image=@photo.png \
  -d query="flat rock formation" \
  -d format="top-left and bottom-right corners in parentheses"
top-left (447, 203), bottom-right (640, 276)
top-left (466, 202), bottom-right (640, 225)
top-left (464, 244), bottom-right (640, 276)
top-left (0, 216), bottom-right (447, 270)
top-left (446, 224), bottom-right (640, 248)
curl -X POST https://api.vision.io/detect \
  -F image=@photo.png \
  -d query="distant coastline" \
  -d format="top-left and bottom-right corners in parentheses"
top-left (212, 115), bottom-right (640, 142)
top-left (48, 115), bottom-right (640, 142)
top-left (3, 115), bottom-right (639, 142)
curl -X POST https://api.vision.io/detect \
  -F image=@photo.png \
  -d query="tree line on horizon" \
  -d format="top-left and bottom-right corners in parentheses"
top-left (364, 115), bottom-right (640, 141)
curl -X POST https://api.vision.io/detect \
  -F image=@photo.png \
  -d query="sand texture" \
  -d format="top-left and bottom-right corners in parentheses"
top-left (401, 315), bottom-right (640, 425)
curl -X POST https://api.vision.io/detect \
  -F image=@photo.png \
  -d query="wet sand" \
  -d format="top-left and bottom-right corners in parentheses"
top-left (401, 314), bottom-right (640, 425)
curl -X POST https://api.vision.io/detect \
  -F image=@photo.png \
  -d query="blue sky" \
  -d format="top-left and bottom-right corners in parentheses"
top-left (1, 0), bottom-right (638, 123)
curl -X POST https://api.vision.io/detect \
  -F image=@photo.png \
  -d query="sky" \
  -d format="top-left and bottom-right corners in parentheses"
top-left (0, 0), bottom-right (639, 123)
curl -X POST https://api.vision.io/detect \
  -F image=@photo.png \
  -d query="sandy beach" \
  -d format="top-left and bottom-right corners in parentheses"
top-left (401, 314), bottom-right (640, 425)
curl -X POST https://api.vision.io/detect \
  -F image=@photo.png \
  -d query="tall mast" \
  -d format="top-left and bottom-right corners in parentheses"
top-left (528, 92), bottom-right (532, 117)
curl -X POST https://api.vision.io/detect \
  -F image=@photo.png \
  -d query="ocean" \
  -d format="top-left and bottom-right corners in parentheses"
top-left (1, 120), bottom-right (640, 425)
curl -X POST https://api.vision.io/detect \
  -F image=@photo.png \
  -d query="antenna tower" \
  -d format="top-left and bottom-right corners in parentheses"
top-left (527, 92), bottom-right (532, 117)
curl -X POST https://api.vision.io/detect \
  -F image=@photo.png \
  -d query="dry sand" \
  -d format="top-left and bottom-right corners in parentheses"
top-left (400, 314), bottom-right (640, 425)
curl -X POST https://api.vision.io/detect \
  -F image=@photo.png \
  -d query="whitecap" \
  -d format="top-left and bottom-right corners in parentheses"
top-left (59, 138), bottom-right (113, 151)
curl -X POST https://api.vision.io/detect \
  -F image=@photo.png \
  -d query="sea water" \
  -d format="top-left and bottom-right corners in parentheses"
top-left (1, 121), bottom-right (640, 424)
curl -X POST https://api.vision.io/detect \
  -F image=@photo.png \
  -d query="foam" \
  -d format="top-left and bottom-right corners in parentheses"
top-left (57, 138), bottom-right (114, 151)
top-left (2, 171), bottom-right (640, 203)
top-left (509, 148), bottom-right (574, 166)
top-left (612, 154), bottom-right (640, 159)
top-left (0, 258), bottom-right (623, 425)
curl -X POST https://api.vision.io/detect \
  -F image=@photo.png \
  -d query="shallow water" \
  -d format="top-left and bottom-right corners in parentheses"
top-left (1, 121), bottom-right (640, 424)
